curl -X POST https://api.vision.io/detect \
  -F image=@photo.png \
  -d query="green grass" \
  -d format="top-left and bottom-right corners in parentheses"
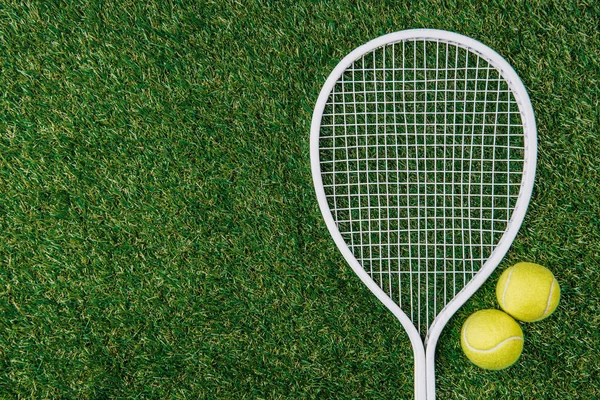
top-left (0, 0), bottom-right (598, 398)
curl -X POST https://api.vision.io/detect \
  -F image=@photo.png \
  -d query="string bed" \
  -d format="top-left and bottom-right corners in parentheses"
top-left (318, 39), bottom-right (525, 337)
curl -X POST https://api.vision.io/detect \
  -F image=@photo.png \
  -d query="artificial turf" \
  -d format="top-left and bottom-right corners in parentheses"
top-left (0, 1), bottom-right (599, 398)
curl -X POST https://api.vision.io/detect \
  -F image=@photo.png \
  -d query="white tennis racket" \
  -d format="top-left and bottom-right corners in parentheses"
top-left (310, 29), bottom-right (536, 399)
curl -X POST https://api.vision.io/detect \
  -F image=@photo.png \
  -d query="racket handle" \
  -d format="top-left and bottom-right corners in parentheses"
top-left (425, 342), bottom-right (437, 400)
top-left (411, 335), bottom-right (427, 400)
top-left (414, 356), bottom-right (427, 400)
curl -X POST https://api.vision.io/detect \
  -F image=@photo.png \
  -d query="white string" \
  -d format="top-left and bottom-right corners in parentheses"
top-left (413, 41), bottom-right (421, 331)
top-left (351, 58), bottom-right (365, 263)
top-left (341, 70), bottom-right (354, 256)
top-left (467, 55), bottom-right (479, 276)
top-left (402, 40), bottom-right (415, 321)
top-left (375, 48), bottom-right (384, 289)
top-left (392, 42), bottom-right (403, 309)
top-left (423, 39), bottom-right (430, 330)
top-left (442, 41), bottom-right (449, 306)
top-left (383, 45), bottom-right (393, 300)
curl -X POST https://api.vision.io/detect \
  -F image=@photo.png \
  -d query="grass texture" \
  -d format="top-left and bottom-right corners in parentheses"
top-left (0, 1), bottom-right (599, 398)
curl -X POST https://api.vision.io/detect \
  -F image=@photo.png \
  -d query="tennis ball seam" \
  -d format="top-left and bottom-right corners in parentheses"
top-left (463, 335), bottom-right (523, 354)
top-left (463, 327), bottom-right (523, 354)
top-left (500, 267), bottom-right (514, 310)
top-left (543, 278), bottom-right (557, 317)
top-left (461, 318), bottom-right (523, 353)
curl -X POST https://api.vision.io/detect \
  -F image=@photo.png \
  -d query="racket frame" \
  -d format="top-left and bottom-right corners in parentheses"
top-left (310, 29), bottom-right (537, 400)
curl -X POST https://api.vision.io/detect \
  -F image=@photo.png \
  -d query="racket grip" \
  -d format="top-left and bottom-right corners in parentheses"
top-left (411, 335), bottom-right (427, 400)
top-left (414, 355), bottom-right (427, 400)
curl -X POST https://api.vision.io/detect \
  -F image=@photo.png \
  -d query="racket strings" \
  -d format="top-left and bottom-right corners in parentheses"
top-left (319, 39), bottom-right (525, 337)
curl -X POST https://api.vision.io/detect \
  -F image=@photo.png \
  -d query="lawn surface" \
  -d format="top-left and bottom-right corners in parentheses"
top-left (0, 1), bottom-right (599, 398)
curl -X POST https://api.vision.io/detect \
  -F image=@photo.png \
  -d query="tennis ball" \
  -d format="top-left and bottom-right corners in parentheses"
top-left (461, 309), bottom-right (523, 370)
top-left (496, 262), bottom-right (560, 322)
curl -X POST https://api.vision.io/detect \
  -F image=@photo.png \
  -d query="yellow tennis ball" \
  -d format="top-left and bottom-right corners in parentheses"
top-left (496, 262), bottom-right (560, 322)
top-left (461, 309), bottom-right (524, 370)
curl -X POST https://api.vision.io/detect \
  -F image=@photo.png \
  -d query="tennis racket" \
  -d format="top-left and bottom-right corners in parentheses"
top-left (310, 29), bottom-right (536, 399)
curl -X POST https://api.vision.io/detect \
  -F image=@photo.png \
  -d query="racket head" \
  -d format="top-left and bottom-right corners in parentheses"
top-left (310, 29), bottom-right (537, 343)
